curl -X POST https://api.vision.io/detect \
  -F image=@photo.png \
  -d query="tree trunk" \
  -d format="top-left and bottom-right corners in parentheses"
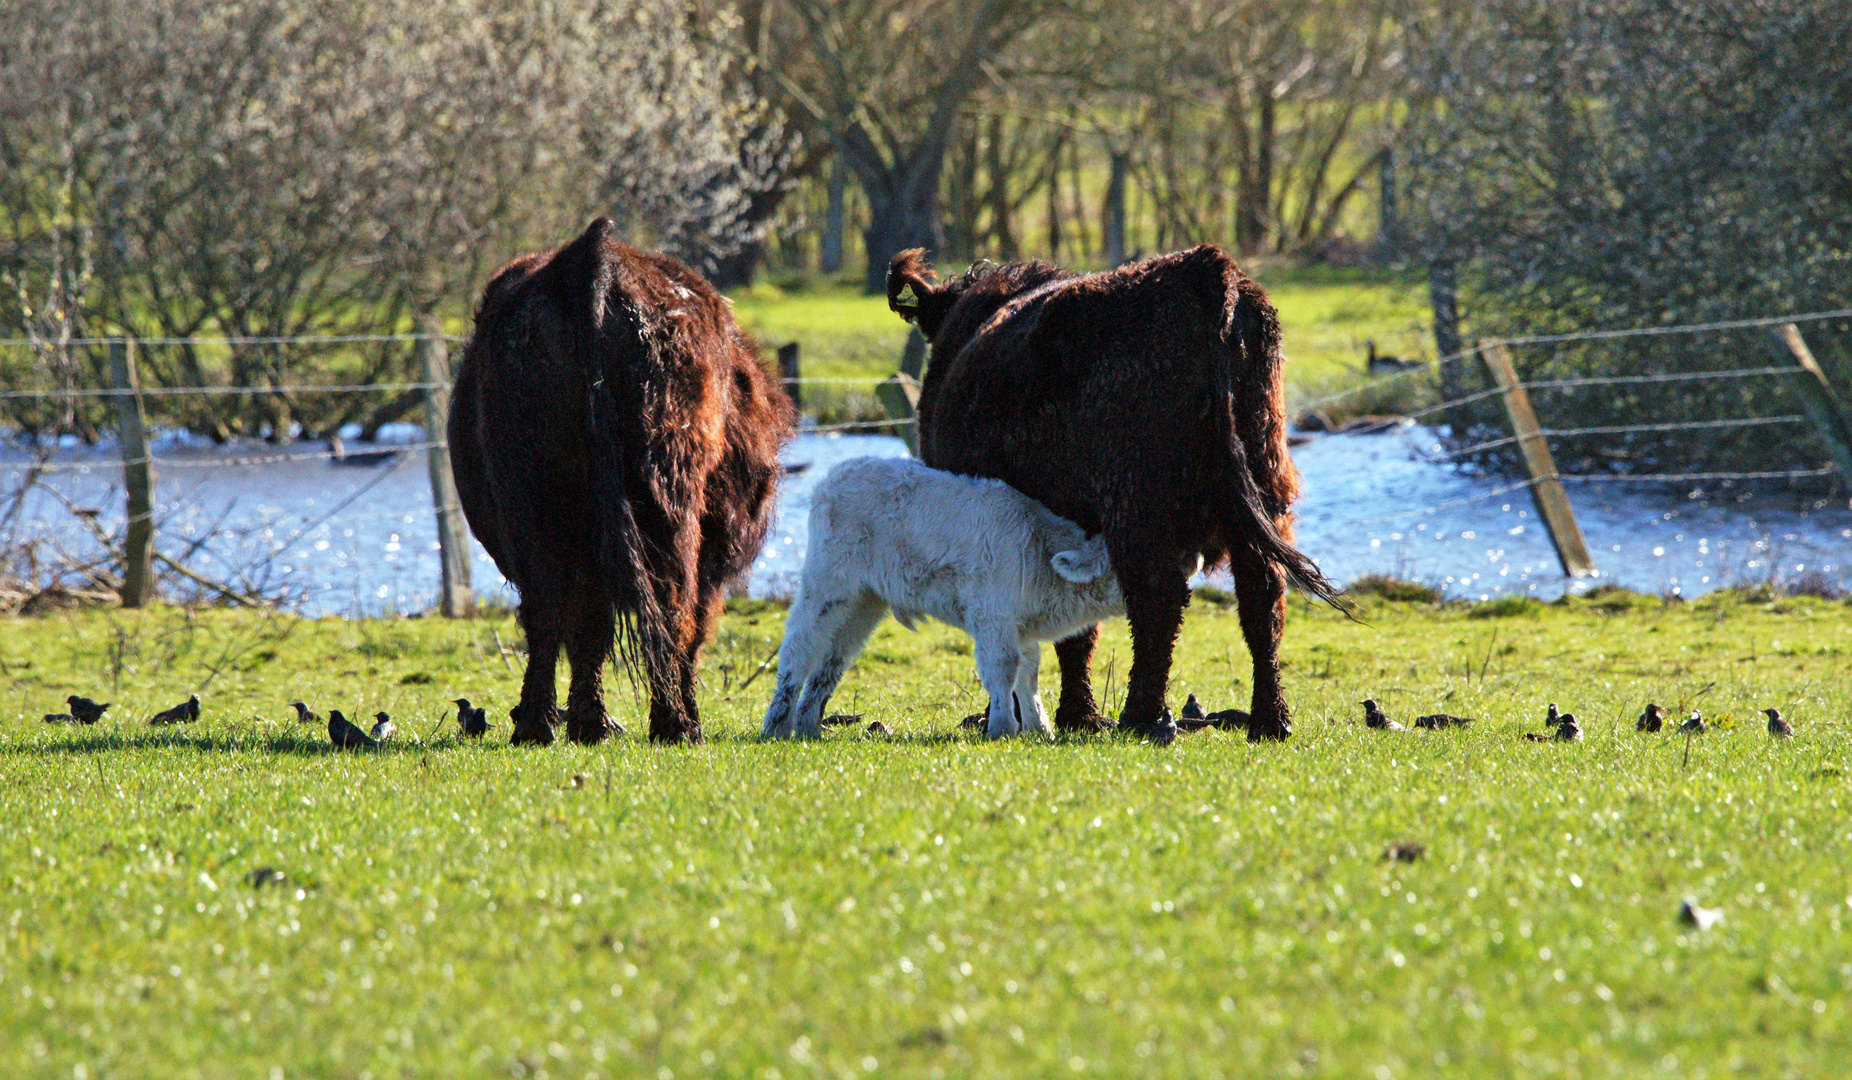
top-left (860, 172), bottom-right (942, 293)
top-left (1237, 93), bottom-right (1276, 253)
top-left (1429, 260), bottom-right (1470, 437)
top-left (821, 157), bottom-right (845, 274)
top-left (1103, 149), bottom-right (1127, 266)
top-left (985, 113), bottom-right (1018, 261)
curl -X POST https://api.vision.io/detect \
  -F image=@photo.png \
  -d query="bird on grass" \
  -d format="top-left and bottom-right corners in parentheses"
top-left (67, 695), bottom-right (110, 724)
top-left (1180, 694), bottom-right (1206, 722)
top-left (1146, 706), bottom-right (1178, 747)
top-left (1678, 897), bottom-right (1723, 931)
top-left (821, 713), bottom-right (864, 727)
top-left (288, 701), bottom-right (322, 725)
top-left (1636, 703), bottom-right (1665, 732)
top-left (453, 698), bottom-right (491, 738)
top-left (42, 713), bottom-right (77, 724)
top-left (1679, 710), bottom-right (1706, 734)
top-left (1765, 708), bottom-right (1793, 738)
top-left (1545, 702), bottom-right (1562, 726)
top-left (1362, 699), bottom-right (1404, 731)
top-left (866, 720), bottom-right (892, 737)
top-left (327, 709), bottom-right (378, 750)
top-left (149, 694), bottom-right (201, 726)
top-left (1415, 712), bottom-right (1477, 730)
top-left (1554, 714), bottom-right (1582, 741)
top-left (370, 712), bottom-right (396, 741)
top-left (959, 711), bottom-right (987, 731)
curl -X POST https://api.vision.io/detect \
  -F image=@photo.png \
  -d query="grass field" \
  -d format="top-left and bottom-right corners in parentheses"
top-left (726, 263), bottom-right (1432, 424)
top-left (3, 591), bottom-right (1849, 1078)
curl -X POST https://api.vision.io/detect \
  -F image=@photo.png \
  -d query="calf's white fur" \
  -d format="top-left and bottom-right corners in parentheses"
top-left (762, 457), bottom-right (1128, 739)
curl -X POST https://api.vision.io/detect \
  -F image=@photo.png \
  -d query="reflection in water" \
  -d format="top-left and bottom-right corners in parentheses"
top-left (4, 423), bottom-right (1846, 616)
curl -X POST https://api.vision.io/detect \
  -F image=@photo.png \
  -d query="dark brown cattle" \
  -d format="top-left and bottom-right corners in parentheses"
top-left (450, 218), bottom-right (794, 745)
top-left (885, 246), bottom-right (1345, 741)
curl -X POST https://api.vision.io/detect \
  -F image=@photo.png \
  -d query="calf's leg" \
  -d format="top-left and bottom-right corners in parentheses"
top-left (1011, 640), bottom-right (1051, 737)
top-left (785, 593), bottom-right (887, 739)
top-left (1230, 548), bottom-right (1291, 741)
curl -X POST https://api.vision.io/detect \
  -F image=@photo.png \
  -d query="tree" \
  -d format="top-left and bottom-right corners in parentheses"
top-left (771, 0), bottom-right (1051, 291)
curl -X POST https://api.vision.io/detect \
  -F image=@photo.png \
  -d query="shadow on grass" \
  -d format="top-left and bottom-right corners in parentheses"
top-left (0, 728), bottom-right (468, 758)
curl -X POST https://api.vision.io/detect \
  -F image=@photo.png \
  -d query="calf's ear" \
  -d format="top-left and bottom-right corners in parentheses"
top-left (886, 249), bottom-right (939, 325)
top-left (1051, 545), bottom-right (1113, 584)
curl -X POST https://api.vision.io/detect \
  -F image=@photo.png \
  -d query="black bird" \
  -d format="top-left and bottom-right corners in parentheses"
top-left (328, 709), bottom-right (379, 750)
top-left (821, 713), bottom-right (864, 727)
top-left (1362, 699), bottom-right (1404, 731)
top-left (42, 713), bottom-right (76, 724)
top-left (370, 712), bottom-right (397, 741)
top-left (1679, 710), bottom-right (1706, 735)
top-left (1146, 706), bottom-right (1178, 746)
top-left (149, 694), bottom-right (201, 726)
top-left (1545, 702), bottom-right (1562, 726)
top-left (1204, 708), bottom-right (1251, 730)
top-left (1554, 714), bottom-right (1582, 741)
top-left (865, 720), bottom-right (892, 737)
top-left (1636, 703), bottom-right (1665, 732)
top-left (1365, 341), bottom-right (1422, 375)
top-left (1180, 694), bottom-right (1206, 722)
top-left (67, 695), bottom-right (110, 724)
top-left (1415, 713), bottom-right (1477, 730)
top-left (289, 701), bottom-right (322, 725)
top-left (1765, 708), bottom-right (1793, 738)
top-left (453, 698), bottom-right (491, 738)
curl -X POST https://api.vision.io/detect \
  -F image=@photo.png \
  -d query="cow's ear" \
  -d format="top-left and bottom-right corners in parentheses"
top-left (886, 249), bottom-right (938, 324)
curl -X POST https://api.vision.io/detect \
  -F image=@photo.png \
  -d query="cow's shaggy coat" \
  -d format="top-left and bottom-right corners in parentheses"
top-left (450, 218), bottom-right (794, 745)
top-left (886, 246), bottom-right (1345, 740)
top-left (762, 457), bottom-right (1148, 740)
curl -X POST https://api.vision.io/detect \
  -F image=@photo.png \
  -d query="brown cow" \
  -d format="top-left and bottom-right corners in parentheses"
top-left (450, 218), bottom-right (794, 745)
top-left (885, 246), bottom-right (1345, 741)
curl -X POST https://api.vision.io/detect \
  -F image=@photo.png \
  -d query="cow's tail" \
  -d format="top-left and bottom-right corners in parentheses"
top-left (565, 218), bottom-right (675, 683)
top-left (1193, 247), bottom-right (1351, 614)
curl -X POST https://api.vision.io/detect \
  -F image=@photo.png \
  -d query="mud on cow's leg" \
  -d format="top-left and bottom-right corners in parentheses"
top-left (510, 596), bottom-right (564, 746)
top-left (1112, 537), bottom-right (1190, 738)
top-left (563, 592), bottom-right (617, 745)
top-left (1231, 546), bottom-right (1291, 741)
top-left (1051, 624), bottom-right (1114, 732)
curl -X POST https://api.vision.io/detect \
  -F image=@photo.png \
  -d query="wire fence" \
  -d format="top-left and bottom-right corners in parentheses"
top-left (3, 306), bottom-right (1850, 612)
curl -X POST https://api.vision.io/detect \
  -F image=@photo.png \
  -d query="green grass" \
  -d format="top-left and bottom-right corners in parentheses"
top-left (4, 594), bottom-right (1849, 1078)
top-left (726, 264), bottom-right (1432, 426)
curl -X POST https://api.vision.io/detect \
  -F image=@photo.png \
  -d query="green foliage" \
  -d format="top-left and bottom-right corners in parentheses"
top-left (1347, 574), bottom-right (1445, 604)
top-left (1467, 595), bottom-right (1546, 619)
top-left (2, 600), bottom-right (1849, 1076)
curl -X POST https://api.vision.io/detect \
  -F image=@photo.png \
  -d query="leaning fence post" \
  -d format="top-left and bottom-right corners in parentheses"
top-left (1480, 340), bottom-right (1596, 579)
top-left (1766, 323), bottom-right (1852, 488)
top-left (777, 342), bottom-right (802, 410)
top-left (420, 323), bottom-right (473, 617)
top-left (107, 338), bottom-right (155, 607)
top-left (875, 373), bottom-right (922, 456)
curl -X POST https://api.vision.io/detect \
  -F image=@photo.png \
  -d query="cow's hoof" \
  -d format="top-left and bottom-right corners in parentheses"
top-left (649, 721), bottom-right (704, 746)
top-left (1246, 720), bottom-right (1292, 742)
top-left (1055, 711), bottom-right (1117, 734)
top-left (508, 704), bottom-right (558, 746)
top-left (566, 710), bottom-right (612, 746)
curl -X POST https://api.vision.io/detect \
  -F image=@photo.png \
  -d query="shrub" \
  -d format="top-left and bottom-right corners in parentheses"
top-left (1347, 574), bottom-right (1444, 604)
top-left (1467, 594), bottom-right (1544, 619)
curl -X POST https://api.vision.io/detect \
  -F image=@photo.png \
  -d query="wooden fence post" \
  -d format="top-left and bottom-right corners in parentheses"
top-left (1766, 323), bottom-right (1852, 488)
top-left (107, 339), bottom-right (155, 607)
top-left (1480, 340), bottom-right (1596, 579)
top-left (899, 326), bottom-right (927, 380)
top-left (777, 342), bottom-right (802, 410)
top-left (420, 324), bottom-right (473, 617)
top-left (875, 373), bottom-right (922, 456)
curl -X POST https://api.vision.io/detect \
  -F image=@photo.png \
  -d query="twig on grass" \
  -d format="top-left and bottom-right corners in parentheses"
top-left (729, 640), bottom-right (783, 698)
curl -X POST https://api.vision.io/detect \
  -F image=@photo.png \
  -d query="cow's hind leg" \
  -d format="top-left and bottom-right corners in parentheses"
top-left (1051, 625), bottom-right (1114, 732)
top-left (510, 593), bottom-right (564, 746)
top-left (1109, 534), bottom-right (1190, 739)
top-left (564, 592), bottom-right (617, 745)
top-left (1231, 547), bottom-right (1291, 741)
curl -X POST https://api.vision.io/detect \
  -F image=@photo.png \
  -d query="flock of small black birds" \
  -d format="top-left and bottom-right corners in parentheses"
top-left (26, 687), bottom-right (1810, 748)
top-left (1363, 697), bottom-right (1801, 742)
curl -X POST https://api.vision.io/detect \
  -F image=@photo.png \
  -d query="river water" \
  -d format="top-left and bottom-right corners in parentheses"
top-left (4, 423), bottom-right (1846, 615)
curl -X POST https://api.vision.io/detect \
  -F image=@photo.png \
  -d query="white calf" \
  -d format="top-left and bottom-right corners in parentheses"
top-left (761, 457), bottom-right (1125, 739)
